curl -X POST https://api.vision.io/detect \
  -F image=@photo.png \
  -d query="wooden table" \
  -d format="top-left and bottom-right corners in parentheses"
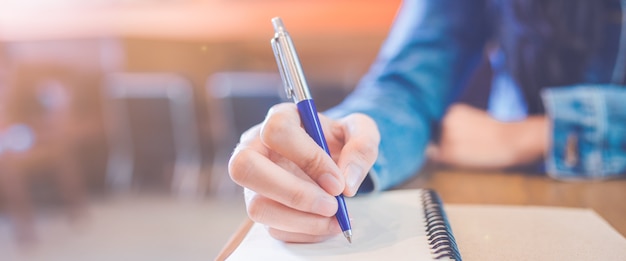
top-left (216, 168), bottom-right (626, 260)
top-left (399, 167), bottom-right (626, 237)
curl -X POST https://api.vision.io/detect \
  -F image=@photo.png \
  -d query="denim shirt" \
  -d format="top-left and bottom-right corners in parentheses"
top-left (542, 85), bottom-right (626, 180)
top-left (326, 0), bottom-right (625, 191)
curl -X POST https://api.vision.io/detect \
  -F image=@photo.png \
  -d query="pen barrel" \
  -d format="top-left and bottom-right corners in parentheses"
top-left (296, 99), bottom-right (330, 154)
top-left (296, 99), bottom-right (352, 232)
top-left (335, 194), bottom-right (351, 232)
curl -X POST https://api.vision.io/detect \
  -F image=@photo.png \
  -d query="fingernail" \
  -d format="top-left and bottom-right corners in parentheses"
top-left (318, 173), bottom-right (342, 195)
top-left (346, 164), bottom-right (363, 192)
top-left (313, 195), bottom-right (337, 217)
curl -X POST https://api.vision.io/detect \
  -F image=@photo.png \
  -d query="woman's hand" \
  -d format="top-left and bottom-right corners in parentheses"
top-left (228, 103), bottom-right (379, 243)
top-left (429, 104), bottom-right (547, 169)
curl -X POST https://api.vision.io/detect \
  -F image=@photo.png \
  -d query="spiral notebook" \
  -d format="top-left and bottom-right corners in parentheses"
top-left (226, 189), bottom-right (461, 261)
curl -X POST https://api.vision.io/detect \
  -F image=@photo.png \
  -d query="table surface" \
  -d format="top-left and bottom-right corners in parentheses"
top-left (398, 167), bottom-right (626, 237)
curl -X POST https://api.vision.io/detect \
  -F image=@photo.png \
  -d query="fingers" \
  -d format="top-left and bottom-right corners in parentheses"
top-left (229, 104), bottom-right (380, 243)
top-left (335, 113), bottom-right (380, 196)
top-left (230, 144), bottom-right (338, 217)
top-left (245, 189), bottom-right (340, 240)
top-left (259, 103), bottom-right (345, 196)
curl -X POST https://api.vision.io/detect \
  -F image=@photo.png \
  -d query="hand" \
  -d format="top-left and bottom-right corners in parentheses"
top-left (429, 104), bottom-right (547, 169)
top-left (228, 103), bottom-right (379, 242)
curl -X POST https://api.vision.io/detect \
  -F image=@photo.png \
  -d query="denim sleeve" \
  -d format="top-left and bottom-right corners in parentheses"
top-left (541, 85), bottom-right (626, 180)
top-left (326, 0), bottom-right (489, 191)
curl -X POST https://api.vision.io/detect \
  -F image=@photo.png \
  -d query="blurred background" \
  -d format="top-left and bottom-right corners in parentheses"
top-left (0, 0), bottom-right (400, 260)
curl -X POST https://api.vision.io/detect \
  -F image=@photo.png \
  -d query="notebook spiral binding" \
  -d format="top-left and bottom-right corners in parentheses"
top-left (421, 189), bottom-right (462, 261)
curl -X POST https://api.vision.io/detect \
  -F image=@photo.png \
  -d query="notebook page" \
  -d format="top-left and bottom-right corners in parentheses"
top-left (227, 189), bottom-right (449, 261)
top-left (445, 205), bottom-right (626, 261)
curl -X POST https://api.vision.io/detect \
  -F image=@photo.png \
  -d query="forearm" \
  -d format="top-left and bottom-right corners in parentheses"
top-left (327, 0), bottom-right (489, 189)
top-left (435, 104), bottom-right (547, 169)
top-left (507, 115), bottom-right (548, 165)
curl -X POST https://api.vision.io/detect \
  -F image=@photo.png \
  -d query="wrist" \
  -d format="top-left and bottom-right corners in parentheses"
top-left (506, 116), bottom-right (548, 164)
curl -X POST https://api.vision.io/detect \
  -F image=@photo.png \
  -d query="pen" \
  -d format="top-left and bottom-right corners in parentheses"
top-left (270, 17), bottom-right (353, 243)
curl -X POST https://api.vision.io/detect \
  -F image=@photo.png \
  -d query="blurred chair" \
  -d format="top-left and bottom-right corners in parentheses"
top-left (1, 38), bottom-right (121, 192)
top-left (0, 70), bottom-right (86, 244)
top-left (0, 38), bottom-right (121, 245)
top-left (206, 72), bottom-right (283, 197)
top-left (104, 73), bottom-right (203, 199)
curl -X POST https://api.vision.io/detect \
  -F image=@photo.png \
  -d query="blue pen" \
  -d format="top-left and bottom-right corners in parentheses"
top-left (270, 17), bottom-right (352, 243)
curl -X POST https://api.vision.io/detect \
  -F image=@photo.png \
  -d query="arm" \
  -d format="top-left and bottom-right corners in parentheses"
top-left (327, 0), bottom-right (490, 191)
top-left (228, 0), bottom-right (489, 243)
top-left (430, 104), bottom-right (547, 169)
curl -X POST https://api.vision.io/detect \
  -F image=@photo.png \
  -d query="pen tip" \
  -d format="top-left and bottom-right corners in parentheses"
top-left (343, 230), bottom-right (353, 244)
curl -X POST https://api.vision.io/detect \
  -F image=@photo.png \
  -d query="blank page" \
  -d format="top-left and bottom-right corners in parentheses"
top-left (227, 189), bottom-right (451, 261)
top-left (446, 205), bottom-right (626, 261)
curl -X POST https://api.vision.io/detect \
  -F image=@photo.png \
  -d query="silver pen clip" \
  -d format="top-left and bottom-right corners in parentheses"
top-left (270, 17), bottom-right (312, 103)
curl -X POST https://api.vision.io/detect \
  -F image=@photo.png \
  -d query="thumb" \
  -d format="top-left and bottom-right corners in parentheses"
top-left (335, 113), bottom-right (379, 196)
